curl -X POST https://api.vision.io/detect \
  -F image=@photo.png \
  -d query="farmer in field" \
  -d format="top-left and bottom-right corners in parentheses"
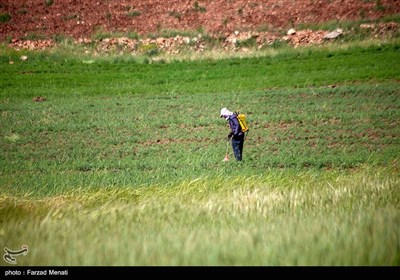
top-left (220, 108), bottom-right (245, 161)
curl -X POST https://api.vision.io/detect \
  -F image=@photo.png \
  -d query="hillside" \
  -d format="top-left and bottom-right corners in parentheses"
top-left (1, 0), bottom-right (400, 40)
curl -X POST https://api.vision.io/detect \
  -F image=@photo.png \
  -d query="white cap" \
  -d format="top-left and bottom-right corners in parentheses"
top-left (220, 108), bottom-right (233, 119)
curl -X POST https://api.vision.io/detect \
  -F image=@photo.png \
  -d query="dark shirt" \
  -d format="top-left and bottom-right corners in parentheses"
top-left (228, 114), bottom-right (244, 140)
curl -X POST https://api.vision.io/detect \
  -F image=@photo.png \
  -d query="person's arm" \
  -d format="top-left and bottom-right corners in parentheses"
top-left (232, 117), bottom-right (241, 136)
top-left (227, 119), bottom-right (235, 139)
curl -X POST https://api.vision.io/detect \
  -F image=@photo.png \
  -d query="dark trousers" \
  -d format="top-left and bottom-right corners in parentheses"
top-left (231, 138), bottom-right (244, 161)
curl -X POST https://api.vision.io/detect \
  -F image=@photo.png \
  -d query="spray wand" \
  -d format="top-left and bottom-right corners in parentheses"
top-left (223, 137), bottom-right (231, 162)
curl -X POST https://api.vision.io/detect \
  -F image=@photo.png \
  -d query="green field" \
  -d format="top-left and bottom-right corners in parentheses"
top-left (1, 41), bottom-right (399, 265)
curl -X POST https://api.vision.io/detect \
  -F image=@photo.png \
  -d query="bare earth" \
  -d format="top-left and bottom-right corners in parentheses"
top-left (1, 0), bottom-right (400, 40)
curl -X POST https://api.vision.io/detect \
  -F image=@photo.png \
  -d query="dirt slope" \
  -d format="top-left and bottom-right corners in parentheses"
top-left (1, 0), bottom-right (399, 40)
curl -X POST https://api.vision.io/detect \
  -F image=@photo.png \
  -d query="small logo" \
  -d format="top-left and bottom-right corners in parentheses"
top-left (3, 245), bottom-right (28, 265)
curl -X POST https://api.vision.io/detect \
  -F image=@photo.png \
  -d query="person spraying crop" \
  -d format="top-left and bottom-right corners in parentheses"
top-left (220, 108), bottom-right (248, 161)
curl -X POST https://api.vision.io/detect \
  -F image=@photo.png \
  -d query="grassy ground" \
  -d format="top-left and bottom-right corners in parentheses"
top-left (1, 83), bottom-right (399, 194)
top-left (0, 40), bottom-right (399, 265)
top-left (2, 42), bottom-right (400, 98)
top-left (1, 168), bottom-right (399, 265)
